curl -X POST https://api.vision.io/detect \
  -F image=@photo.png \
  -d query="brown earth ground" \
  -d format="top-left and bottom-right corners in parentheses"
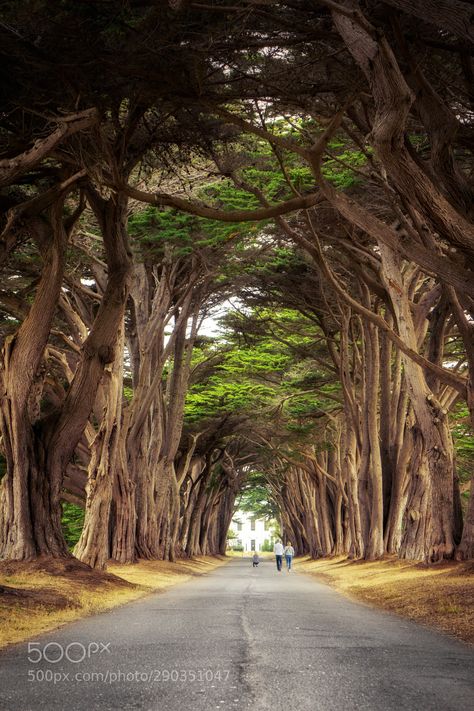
top-left (294, 555), bottom-right (474, 645)
top-left (0, 556), bottom-right (227, 649)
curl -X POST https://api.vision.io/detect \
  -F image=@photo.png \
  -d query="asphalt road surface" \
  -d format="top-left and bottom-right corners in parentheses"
top-left (1, 557), bottom-right (473, 711)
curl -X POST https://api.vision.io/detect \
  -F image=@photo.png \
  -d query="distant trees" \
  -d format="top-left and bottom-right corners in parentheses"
top-left (214, 286), bottom-right (470, 562)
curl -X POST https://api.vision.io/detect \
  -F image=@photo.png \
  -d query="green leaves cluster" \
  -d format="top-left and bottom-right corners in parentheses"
top-left (185, 339), bottom-right (290, 423)
top-left (451, 404), bottom-right (474, 511)
top-left (184, 305), bottom-right (340, 446)
top-left (128, 127), bottom-right (369, 262)
top-left (61, 502), bottom-right (85, 550)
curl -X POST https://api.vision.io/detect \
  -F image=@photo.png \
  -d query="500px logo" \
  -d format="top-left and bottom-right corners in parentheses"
top-left (27, 641), bottom-right (111, 664)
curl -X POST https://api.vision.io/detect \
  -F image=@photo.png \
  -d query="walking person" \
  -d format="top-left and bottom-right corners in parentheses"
top-left (274, 539), bottom-right (284, 572)
top-left (284, 542), bottom-right (295, 572)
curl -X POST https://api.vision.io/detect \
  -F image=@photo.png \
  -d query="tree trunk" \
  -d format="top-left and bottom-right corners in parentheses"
top-left (0, 204), bottom-right (69, 559)
top-left (457, 472), bottom-right (474, 560)
top-left (74, 324), bottom-right (125, 569)
top-left (363, 314), bottom-right (384, 559)
top-left (380, 243), bottom-right (456, 561)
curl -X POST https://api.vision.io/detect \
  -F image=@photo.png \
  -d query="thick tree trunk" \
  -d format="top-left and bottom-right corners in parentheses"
top-left (186, 485), bottom-right (207, 557)
top-left (339, 318), bottom-right (364, 558)
top-left (217, 488), bottom-right (237, 555)
top-left (110, 457), bottom-right (136, 563)
top-left (0, 204), bottom-right (69, 559)
top-left (384, 415), bottom-right (412, 553)
top-left (380, 328), bottom-right (394, 529)
top-left (314, 458), bottom-right (334, 556)
top-left (179, 467), bottom-right (201, 555)
top-left (457, 472), bottom-right (474, 560)
top-left (74, 325), bottom-right (125, 569)
top-left (380, 243), bottom-right (456, 561)
top-left (445, 287), bottom-right (474, 560)
top-left (344, 426), bottom-right (363, 558)
top-left (363, 316), bottom-right (384, 559)
top-left (0, 427), bottom-right (69, 559)
top-left (134, 443), bottom-right (161, 559)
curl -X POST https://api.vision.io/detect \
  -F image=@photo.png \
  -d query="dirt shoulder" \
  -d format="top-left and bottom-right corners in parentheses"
top-left (294, 555), bottom-right (474, 645)
top-left (0, 555), bottom-right (228, 649)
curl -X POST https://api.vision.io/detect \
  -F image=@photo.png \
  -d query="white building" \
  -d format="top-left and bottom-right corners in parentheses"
top-left (228, 510), bottom-right (275, 552)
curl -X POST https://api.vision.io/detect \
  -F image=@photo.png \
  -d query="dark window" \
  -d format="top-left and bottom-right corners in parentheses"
top-left (251, 539), bottom-right (256, 551)
top-left (251, 518), bottom-right (256, 531)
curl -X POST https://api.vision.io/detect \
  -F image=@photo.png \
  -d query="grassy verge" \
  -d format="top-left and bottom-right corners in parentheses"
top-left (0, 555), bottom-right (227, 650)
top-left (294, 555), bottom-right (474, 645)
top-left (225, 550), bottom-right (274, 558)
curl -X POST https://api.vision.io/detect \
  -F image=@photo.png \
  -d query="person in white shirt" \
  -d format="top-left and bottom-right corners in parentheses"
top-left (273, 540), bottom-right (284, 572)
top-left (284, 542), bottom-right (295, 572)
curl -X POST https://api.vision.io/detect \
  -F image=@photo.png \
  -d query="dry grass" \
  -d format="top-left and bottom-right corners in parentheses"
top-left (294, 555), bottom-right (474, 645)
top-left (0, 555), bottom-right (227, 649)
top-left (109, 556), bottom-right (227, 588)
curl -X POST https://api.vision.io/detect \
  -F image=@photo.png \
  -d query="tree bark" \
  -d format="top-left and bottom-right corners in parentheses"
top-left (379, 243), bottom-right (456, 561)
top-left (0, 203), bottom-right (69, 559)
top-left (74, 324), bottom-right (125, 569)
top-left (457, 472), bottom-right (474, 560)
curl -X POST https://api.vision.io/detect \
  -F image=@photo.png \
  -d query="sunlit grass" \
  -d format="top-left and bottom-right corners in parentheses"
top-left (110, 556), bottom-right (228, 588)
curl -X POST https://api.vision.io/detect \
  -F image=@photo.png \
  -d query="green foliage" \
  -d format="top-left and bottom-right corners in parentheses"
top-left (221, 344), bottom-right (291, 375)
top-left (238, 471), bottom-right (280, 521)
top-left (184, 301), bottom-right (340, 457)
top-left (185, 376), bottom-right (274, 422)
top-left (128, 178), bottom-right (264, 260)
top-left (61, 502), bottom-right (85, 550)
top-left (123, 385), bottom-right (134, 401)
top-left (450, 403), bottom-right (474, 513)
top-left (261, 538), bottom-right (275, 552)
top-left (322, 149), bottom-right (367, 189)
top-left (451, 403), bottom-right (474, 486)
top-left (128, 207), bottom-right (197, 257)
top-left (185, 333), bottom-right (292, 423)
top-left (128, 128), bottom-right (368, 264)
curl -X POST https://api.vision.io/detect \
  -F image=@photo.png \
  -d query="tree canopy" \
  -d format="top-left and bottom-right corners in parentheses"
top-left (0, 0), bottom-right (473, 567)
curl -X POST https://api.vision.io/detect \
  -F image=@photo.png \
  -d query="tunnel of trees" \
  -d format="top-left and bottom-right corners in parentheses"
top-left (0, 0), bottom-right (473, 569)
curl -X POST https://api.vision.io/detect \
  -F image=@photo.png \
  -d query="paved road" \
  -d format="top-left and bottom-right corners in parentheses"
top-left (0, 557), bottom-right (473, 710)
